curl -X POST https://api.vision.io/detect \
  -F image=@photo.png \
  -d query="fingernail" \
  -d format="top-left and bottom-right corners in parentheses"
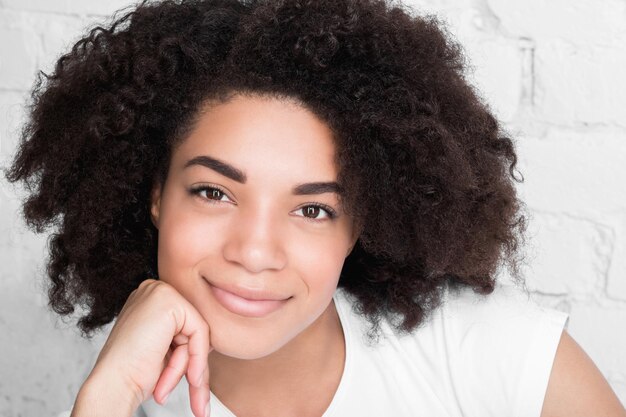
top-left (162, 393), bottom-right (170, 405)
top-left (205, 401), bottom-right (210, 417)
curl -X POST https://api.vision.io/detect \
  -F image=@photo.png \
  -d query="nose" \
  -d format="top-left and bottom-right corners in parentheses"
top-left (222, 206), bottom-right (288, 274)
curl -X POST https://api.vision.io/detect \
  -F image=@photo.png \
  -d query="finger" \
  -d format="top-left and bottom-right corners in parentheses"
top-left (153, 343), bottom-right (190, 405)
top-left (176, 306), bottom-right (211, 417)
top-left (163, 283), bottom-right (212, 416)
top-left (185, 328), bottom-right (209, 388)
top-left (173, 304), bottom-right (210, 389)
top-left (164, 345), bottom-right (173, 363)
top-left (156, 346), bottom-right (175, 394)
top-left (187, 370), bottom-right (210, 417)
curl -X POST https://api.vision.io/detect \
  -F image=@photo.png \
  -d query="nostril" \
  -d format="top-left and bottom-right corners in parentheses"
top-left (222, 240), bottom-right (287, 274)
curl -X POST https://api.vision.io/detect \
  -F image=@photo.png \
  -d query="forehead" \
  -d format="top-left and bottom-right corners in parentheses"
top-left (172, 95), bottom-right (339, 179)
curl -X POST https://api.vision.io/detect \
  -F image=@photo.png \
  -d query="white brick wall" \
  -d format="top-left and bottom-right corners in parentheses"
top-left (0, 0), bottom-right (624, 415)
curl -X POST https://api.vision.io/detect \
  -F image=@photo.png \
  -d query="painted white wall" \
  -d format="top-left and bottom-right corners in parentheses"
top-left (1, 0), bottom-right (624, 415)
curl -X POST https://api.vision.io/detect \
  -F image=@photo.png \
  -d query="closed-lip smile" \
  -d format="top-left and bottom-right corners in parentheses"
top-left (204, 278), bottom-right (291, 318)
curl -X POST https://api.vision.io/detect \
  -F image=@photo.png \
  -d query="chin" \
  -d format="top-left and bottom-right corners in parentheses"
top-left (207, 311), bottom-right (320, 360)
top-left (210, 333), bottom-right (289, 360)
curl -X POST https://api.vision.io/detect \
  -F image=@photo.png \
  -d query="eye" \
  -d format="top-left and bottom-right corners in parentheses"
top-left (294, 204), bottom-right (337, 223)
top-left (189, 185), bottom-right (233, 204)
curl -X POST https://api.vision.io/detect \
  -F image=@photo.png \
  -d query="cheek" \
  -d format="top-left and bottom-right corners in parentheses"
top-left (157, 208), bottom-right (226, 278)
top-left (291, 237), bottom-right (348, 295)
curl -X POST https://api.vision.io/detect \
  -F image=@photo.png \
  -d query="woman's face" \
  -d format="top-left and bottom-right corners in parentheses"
top-left (150, 94), bottom-right (359, 360)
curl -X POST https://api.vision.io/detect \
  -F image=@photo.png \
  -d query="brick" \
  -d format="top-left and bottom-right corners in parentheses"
top-left (566, 302), bottom-right (626, 379)
top-left (65, 0), bottom-right (134, 16)
top-left (0, 287), bottom-right (96, 415)
top-left (526, 292), bottom-right (570, 315)
top-left (0, 90), bottom-right (28, 158)
top-left (461, 37), bottom-right (522, 122)
top-left (485, 0), bottom-right (626, 46)
top-left (0, 199), bottom-right (49, 289)
top-left (1, 9), bottom-right (133, 89)
top-left (516, 128), bottom-right (626, 215)
top-left (534, 40), bottom-right (626, 126)
top-left (397, 2), bottom-right (525, 121)
top-left (406, 0), bottom-right (473, 19)
top-left (0, 168), bottom-right (50, 292)
top-left (0, 11), bottom-right (40, 90)
top-left (12, 12), bottom-right (103, 85)
top-left (606, 211), bottom-right (626, 301)
top-left (0, 11), bottom-right (95, 92)
top-left (2, 0), bottom-right (132, 17)
top-left (36, 13), bottom-right (91, 73)
top-left (521, 211), bottom-right (612, 296)
top-left (1, 0), bottom-right (70, 14)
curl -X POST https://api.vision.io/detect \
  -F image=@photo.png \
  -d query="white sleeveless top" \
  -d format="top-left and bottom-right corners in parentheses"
top-left (59, 281), bottom-right (568, 417)
top-left (137, 285), bottom-right (568, 417)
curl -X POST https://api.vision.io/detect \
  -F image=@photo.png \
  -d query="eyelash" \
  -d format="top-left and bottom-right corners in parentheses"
top-left (188, 185), bottom-right (337, 223)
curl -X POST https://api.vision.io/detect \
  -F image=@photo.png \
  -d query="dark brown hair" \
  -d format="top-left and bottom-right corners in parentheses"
top-left (4, 0), bottom-right (526, 339)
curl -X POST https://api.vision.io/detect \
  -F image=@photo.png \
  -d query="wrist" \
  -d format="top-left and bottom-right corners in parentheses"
top-left (70, 372), bottom-right (142, 417)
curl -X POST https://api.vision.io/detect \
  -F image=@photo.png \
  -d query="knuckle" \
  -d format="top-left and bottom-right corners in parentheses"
top-left (137, 278), bottom-right (157, 292)
top-left (152, 280), bottom-right (173, 295)
top-left (168, 304), bottom-right (188, 333)
top-left (148, 280), bottom-right (176, 302)
top-left (139, 278), bottom-right (156, 287)
top-left (165, 361), bottom-right (185, 375)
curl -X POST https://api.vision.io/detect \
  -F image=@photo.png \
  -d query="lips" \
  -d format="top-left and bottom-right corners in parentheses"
top-left (205, 279), bottom-right (291, 318)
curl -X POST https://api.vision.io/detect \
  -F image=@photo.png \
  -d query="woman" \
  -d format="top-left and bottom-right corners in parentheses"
top-left (5, 0), bottom-right (624, 416)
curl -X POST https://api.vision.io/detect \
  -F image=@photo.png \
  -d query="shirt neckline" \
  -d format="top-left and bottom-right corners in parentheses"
top-left (209, 287), bottom-right (353, 416)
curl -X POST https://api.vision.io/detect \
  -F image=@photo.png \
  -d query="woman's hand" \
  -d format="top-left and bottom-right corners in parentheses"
top-left (77, 278), bottom-right (212, 417)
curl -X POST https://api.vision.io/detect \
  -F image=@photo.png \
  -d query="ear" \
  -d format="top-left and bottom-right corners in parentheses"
top-left (345, 220), bottom-right (363, 257)
top-left (346, 240), bottom-right (357, 257)
top-left (150, 183), bottom-right (163, 229)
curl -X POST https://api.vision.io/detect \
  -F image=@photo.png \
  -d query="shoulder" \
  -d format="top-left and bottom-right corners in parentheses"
top-left (443, 284), bottom-right (568, 379)
top-left (333, 283), bottom-right (577, 416)
top-left (440, 284), bottom-right (625, 416)
top-left (433, 281), bottom-right (570, 416)
top-left (541, 331), bottom-right (626, 417)
top-left (334, 282), bottom-right (571, 416)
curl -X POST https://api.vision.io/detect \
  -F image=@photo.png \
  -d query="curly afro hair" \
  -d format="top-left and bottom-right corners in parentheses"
top-left (4, 0), bottom-right (526, 339)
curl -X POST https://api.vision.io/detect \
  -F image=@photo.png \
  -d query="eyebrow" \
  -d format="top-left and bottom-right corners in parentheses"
top-left (184, 155), bottom-right (343, 196)
top-left (185, 155), bottom-right (246, 182)
top-left (293, 181), bottom-right (342, 196)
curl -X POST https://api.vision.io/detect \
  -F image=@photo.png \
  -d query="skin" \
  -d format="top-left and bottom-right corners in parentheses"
top-left (151, 94), bottom-right (358, 357)
top-left (70, 93), bottom-right (625, 417)
top-left (540, 331), bottom-right (626, 417)
top-left (150, 94), bottom-right (359, 415)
